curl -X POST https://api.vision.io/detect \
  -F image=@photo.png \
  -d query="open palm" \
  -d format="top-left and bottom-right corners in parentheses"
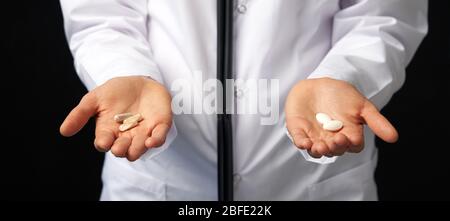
top-left (285, 78), bottom-right (398, 158)
top-left (60, 76), bottom-right (172, 161)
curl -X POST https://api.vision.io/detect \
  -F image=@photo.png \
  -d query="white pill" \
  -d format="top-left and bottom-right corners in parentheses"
top-left (119, 121), bottom-right (138, 132)
top-left (114, 113), bottom-right (134, 123)
top-left (323, 120), bottom-right (343, 132)
top-left (315, 113), bottom-right (332, 125)
top-left (123, 113), bottom-right (143, 124)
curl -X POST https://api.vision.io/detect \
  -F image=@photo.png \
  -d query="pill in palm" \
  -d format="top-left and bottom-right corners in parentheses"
top-left (114, 112), bottom-right (142, 132)
top-left (315, 112), bottom-right (343, 132)
top-left (114, 112), bottom-right (134, 123)
top-left (123, 113), bottom-right (143, 124)
top-left (323, 120), bottom-right (343, 132)
top-left (119, 120), bottom-right (139, 132)
top-left (315, 113), bottom-right (332, 125)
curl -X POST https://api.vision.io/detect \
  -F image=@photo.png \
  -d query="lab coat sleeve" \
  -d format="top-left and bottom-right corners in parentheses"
top-left (60, 0), bottom-right (164, 90)
top-left (308, 0), bottom-right (428, 108)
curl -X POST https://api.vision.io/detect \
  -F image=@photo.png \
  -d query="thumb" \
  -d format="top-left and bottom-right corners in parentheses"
top-left (360, 100), bottom-right (398, 143)
top-left (60, 92), bottom-right (98, 137)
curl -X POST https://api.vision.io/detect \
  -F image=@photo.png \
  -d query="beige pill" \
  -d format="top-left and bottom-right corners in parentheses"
top-left (315, 113), bottom-right (332, 125)
top-left (114, 113), bottom-right (134, 123)
top-left (323, 120), bottom-right (343, 132)
top-left (123, 113), bottom-right (143, 124)
top-left (119, 121), bottom-right (138, 132)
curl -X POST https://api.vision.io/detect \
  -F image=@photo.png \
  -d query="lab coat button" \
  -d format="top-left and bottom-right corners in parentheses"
top-left (233, 174), bottom-right (242, 185)
top-left (237, 4), bottom-right (247, 14)
top-left (235, 88), bottom-right (244, 98)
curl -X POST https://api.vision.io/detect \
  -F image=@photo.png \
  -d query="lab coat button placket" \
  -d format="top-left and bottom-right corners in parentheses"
top-left (236, 4), bottom-right (247, 14)
top-left (235, 88), bottom-right (244, 98)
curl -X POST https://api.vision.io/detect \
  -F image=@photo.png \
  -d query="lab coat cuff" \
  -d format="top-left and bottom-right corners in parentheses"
top-left (307, 66), bottom-right (361, 93)
top-left (77, 56), bottom-right (164, 91)
top-left (308, 64), bottom-right (398, 109)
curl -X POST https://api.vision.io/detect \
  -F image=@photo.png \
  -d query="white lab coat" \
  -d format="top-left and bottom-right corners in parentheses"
top-left (60, 0), bottom-right (427, 200)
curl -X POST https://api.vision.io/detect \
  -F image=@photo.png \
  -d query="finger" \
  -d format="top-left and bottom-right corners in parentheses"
top-left (339, 125), bottom-right (364, 153)
top-left (361, 101), bottom-right (398, 143)
top-left (311, 140), bottom-right (329, 157)
top-left (94, 129), bottom-right (115, 152)
top-left (127, 133), bottom-right (148, 162)
top-left (329, 133), bottom-right (350, 156)
top-left (145, 123), bottom-right (170, 148)
top-left (308, 149), bottom-right (322, 159)
top-left (324, 138), bottom-right (337, 154)
top-left (60, 93), bottom-right (98, 137)
top-left (110, 136), bottom-right (132, 158)
top-left (298, 138), bottom-right (313, 150)
top-left (346, 133), bottom-right (364, 153)
top-left (94, 117), bottom-right (117, 152)
top-left (324, 137), bottom-right (342, 157)
top-left (286, 117), bottom-right (314, 150)
top-left (290, 129), bottom-right (313, 150)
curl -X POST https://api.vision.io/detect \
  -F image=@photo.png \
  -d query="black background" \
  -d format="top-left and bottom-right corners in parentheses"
top-left (3, 1), bottom-right (449, 200)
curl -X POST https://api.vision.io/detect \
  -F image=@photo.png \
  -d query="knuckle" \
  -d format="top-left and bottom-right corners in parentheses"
top-left (81, 92), bottom-right (94, 104)
top-left (290, 128), bottom-right (303, 136)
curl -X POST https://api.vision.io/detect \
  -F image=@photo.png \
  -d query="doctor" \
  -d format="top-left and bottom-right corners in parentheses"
top-left (59, 0), bottom-right (427, 200)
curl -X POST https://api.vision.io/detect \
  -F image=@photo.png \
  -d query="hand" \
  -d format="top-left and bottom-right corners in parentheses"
top-left (285, 77), bottom-right (398, 158)
top-left (60, 76), bottom-right (172, 161)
